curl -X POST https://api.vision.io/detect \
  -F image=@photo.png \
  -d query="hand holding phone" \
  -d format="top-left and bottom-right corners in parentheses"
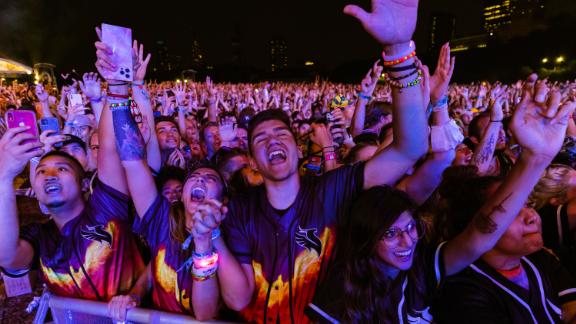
top-left (100, 23), bottom-right (133, 82)
top-left (5, 111), bottom-right (39, 145)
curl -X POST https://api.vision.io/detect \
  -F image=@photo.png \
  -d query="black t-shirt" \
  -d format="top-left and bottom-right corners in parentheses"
top-left (433, 249), bottom-right (576, 323)
top-left (308, 242), bottom-right (447, 323)
top-left (223, 162), bottom-right (366, 323)
top-left (538, 204), bottom-right (576, 273)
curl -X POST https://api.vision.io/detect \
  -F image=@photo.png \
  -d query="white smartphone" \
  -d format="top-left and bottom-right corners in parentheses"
top-left (101, 23), bottom-right (133, 82)
top-left (68, 93), bottom-right (83, 108)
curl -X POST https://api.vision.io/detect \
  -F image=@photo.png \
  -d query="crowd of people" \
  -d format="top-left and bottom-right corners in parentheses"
top-left (1, 0), bottom-right (576, 323)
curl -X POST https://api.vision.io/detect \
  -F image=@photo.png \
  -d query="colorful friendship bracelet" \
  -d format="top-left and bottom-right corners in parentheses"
top-left (386, 70), bottom-right (423, 89)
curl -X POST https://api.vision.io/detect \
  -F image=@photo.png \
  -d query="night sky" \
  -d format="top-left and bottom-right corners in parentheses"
top-left (0, 0), bottom-right (572, 74)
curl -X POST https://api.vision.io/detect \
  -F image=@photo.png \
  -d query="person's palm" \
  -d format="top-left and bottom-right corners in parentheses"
top-left (80, 73), bottom-right (102, 100)
top-left (511, 89), bottom-right (575, 159)
top-left (344, 0), bottom-right (418, 46)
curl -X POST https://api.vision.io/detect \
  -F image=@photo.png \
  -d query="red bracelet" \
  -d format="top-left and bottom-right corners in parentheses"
top-left (383, 51), bottom-right (416, 67)
top-left (324, 152), bottom-right (337, 161)
top-left (107, 93), bottom-right (130, 99)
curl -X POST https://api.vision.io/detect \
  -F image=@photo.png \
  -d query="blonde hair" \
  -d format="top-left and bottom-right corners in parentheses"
top-left (530, 164), bottom-right (573, 210)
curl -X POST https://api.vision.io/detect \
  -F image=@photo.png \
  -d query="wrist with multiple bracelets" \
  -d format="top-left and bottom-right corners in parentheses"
top-left (381, 41), bottom-right (422, 90)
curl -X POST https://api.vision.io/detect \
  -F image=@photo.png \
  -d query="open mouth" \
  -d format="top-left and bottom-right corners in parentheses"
top-left (191, 187), bottom-right (206, 202)
top-left (44, 183), bottom-right (62, 194)
top-left (267, 149), bottom-right (287, 164)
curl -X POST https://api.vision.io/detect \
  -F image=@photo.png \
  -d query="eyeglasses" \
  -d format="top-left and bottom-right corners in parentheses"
top-left (381, 220), bottom-right (423, 244)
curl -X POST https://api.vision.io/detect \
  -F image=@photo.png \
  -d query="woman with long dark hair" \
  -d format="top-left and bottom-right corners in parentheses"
top-left (309, 76), bottom-right (575, 323)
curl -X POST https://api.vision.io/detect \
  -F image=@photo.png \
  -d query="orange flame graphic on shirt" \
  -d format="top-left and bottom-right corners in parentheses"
top-left (40, 222), bottom-right (116, 298)
top-left (154, 247), bottom-right (191, 312)
top-left (240, 227), bottom-right (335, 324)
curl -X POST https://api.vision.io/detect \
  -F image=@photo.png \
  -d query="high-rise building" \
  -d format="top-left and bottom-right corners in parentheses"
top-left (270, 38), bottom-right (288, 73)
top-left (429, 12), bottom-right (456, 50)
top-left (190, 39), bottom-right (204, 69)
top-left (483, 0), bottom-right (547, 34)
top-left (483, 0), bottom-right (513, 34)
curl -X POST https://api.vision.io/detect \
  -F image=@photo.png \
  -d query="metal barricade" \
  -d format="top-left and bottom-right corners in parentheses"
top-left (32, 290), bottom-right (235, 324)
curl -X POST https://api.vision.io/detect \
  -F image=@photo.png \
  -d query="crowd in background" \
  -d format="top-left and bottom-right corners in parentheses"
top-left (1, 0), bottom-right (576, 323)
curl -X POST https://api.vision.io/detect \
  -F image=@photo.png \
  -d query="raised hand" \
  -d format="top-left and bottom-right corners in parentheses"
top-left (94, 28), bottom-right (117, 81)
top-left (166, 148), bottom-right (185, 169)
top-left (132, 40), bottom-right (151, 83)
top-left (39, 130), bottom-right (67, 153)
top-left (344, 0), bottom-right (419, 47)
top-left (0, 127), bottom-right (44, 181)
top-left (429, 43), bottom-right (455, 104)
top-left (34, 84), bottom-right (49, 103)
top-left (79, 72), bottom-right (102, 100)
top-left (189, 199), bottom-right (227, 243)
top-left (173, 82), bottom-right (186, 106)
top-left (309, 123), bottom-right (333, 148)
top-left (511, 75), bottom-right (576, 160)
top-left (360, 60), bottom-right (383, 97)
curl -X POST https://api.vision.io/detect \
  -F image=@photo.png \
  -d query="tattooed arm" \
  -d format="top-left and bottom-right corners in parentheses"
top-left (131, 83), bottom-right (161, 172)
top-left (471, 96), bottom-right (505, 175)
top-left (111, 100), bottom-right (157, 218)
top-left (443, 77), bottom-right (576, 277)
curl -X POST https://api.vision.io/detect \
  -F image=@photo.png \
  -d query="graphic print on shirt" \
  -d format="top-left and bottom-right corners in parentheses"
top-left (241, 227), bottom-right (335, 323)
top-left (407, 307), bottom-right (433, 323)
top-left (80, 224), bottom-right (113, 247)
top-left (295, 226), bottom-right (322, 256)
top-left (154, 247), bottom-right (191, 312)
top-left (40, 222), bottom-right (116, 297)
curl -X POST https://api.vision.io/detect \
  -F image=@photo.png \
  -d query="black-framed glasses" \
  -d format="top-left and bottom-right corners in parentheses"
top-left (381, 220), bottom-right (424, 243)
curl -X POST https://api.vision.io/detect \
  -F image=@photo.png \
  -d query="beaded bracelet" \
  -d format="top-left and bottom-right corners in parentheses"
top-left (388, 68), bottom-right (419, 81)
top-left (386, 70), bottom-right (423, 89)
top-left (110, 100), bottom-right (131, 111)
top-left (383, 51), bottom-right (416, 67)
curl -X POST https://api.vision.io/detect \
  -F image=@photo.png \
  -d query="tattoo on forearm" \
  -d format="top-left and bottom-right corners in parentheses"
top-left (474, 133), bottom-right (496, 165)
top-left (111, 105), bottom-right (146, 161)
top-left (473, 192), bottom-right (512, 234)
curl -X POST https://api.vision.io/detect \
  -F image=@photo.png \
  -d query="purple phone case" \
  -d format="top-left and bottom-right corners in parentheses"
top-left (101, 23), bottom-right (133, 82)
top-left (5, 111), bottom-right (39, 144)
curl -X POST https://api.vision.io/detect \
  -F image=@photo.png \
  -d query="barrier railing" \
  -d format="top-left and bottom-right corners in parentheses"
top-left (31, 290), bottom-right (235, 324)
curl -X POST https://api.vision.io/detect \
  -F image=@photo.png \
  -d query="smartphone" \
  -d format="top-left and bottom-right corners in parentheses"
top-left (68, 93), bottom-right (83, 108)
top-left (5, 110), bottom-right (39, 145)
top-left (39, 117), bottom-right (60, 134)
top-left (40, 117), bottom-right (62, 148)
top-left (101, 23), bottom-right (133, 82)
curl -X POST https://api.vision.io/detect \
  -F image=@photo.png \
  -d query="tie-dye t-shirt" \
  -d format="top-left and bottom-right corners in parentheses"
top-left (223, 162), bottom-right (365, 324)
top-left (133, 195), bottom-right (196, 314)
top-left (19, 178), bottom-right (145, 301)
